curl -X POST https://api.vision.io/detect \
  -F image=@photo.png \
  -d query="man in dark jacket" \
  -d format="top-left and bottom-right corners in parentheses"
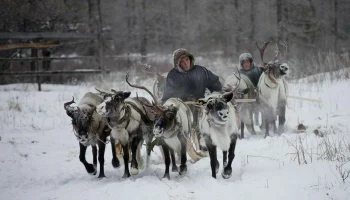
top-left (238, 53), bottom-right (265, 126)
top-left (238, 53), bottom-right (263, 88)
top-left (162, 48), bottom-right (222, 102)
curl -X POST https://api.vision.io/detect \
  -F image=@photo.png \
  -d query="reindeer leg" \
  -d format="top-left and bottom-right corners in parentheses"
top-left (170, 149), bottom-right (178, 172)
top-left (240, 122), bottom-right (245, 139)
top-left (110, 139), bottom-right (120, 168)
top-left (278, 105), bottom-right (286, 134)
top-left (223, 151), bottom-right (228, 167)
top-left (79, 143), bottom-right (96, 175)
top-left (97, 139), bottom-right (106, 178)
top-left (92, 145), bottom-right (97, 169)
top-left (265, 119), bottom-right (269, 138)
top-left (248, 110), bottom-right (257, 135)
top-left (205, 138), bottom-right (218, 179)
top-left (222, 135), bottom-right (237, 179)
top-left (273, 120), bottom-right (278, 134)
top-left (179, 136), bottom-right (188, 176)
top-left (122, 143), bottom-right (131, 178)
top-left (130, 136), bottom-right (142, 176)
top-left (254, 110), bottom-right (260, 126)
top-left (161, 143), bottom-right (171, 180)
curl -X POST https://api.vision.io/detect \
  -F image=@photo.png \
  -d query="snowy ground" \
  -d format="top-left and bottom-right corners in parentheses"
top-left (0, 73), bottom-right (350, 200)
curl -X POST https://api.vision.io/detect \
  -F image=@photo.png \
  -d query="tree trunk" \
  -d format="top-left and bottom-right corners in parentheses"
top-left (334, 0), bottom-right (338, 54)
top-left (168, 0), bottom-right (175, 51)
top-left (248, 0), bottom-right (255, 53)
top-left (87, 0), bottom-right (97, 56)
top-left (42, 49), bottom-right (51, 83)
top-left (234, 0), bottom-right (240, 54)
top-left (97, 0), bottom-right (104, 70)
top-left (140, 0), bottom-right (147, 63)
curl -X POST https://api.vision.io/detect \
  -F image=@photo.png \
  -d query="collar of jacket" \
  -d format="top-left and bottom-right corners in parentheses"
top-left (175, 65), bottom-right (196, 73)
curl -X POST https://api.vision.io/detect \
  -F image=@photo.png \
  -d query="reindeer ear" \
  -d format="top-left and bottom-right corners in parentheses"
top-left (222, 92), bottom-right (233, 102)
top-left (123, 92), bottom-right (131, 99)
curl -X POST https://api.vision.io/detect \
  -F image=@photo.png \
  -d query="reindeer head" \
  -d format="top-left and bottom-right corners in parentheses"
top-left (266, 61), bottom-right (289, 83)
top-left (152, 104), bottom-right (179, 138)
top-left (256, 40), bottom-right (289, 84)
top-left (64, 97), bottom-right (96, 145)
top-left (95, 88), bottom-right (131, 118)
top-left (199, 92), bottom-right (234, 124)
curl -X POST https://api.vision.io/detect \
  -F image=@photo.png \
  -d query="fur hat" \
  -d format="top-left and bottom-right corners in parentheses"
top-left (173, 48), bottom-right (195, 69)
top-left (239, 53), bottom-right (253, 65)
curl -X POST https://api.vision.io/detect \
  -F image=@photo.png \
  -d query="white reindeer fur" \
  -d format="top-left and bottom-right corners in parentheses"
top-left (160, 98), bottom-right (193, 153)
top-left (257, 72), bottom-right (287, 117)
top-left (198, 94), bottom-right (238, 151)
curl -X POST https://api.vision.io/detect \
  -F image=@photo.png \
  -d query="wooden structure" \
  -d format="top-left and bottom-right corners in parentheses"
top-left (0, 32), bottom-right (109, 91)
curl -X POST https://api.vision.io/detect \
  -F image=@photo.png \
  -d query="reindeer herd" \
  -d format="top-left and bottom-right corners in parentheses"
top-left (64, 41), bottom-right (290, 180)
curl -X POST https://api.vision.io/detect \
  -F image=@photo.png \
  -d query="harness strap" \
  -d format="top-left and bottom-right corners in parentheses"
top-left (127, 101), bottom-right (153, 126)
top-left (107, 105), bottom-right (131, 129)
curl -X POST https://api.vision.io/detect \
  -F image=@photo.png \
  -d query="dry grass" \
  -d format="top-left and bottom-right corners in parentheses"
top-left (7, 96), bottom-right (22, 112)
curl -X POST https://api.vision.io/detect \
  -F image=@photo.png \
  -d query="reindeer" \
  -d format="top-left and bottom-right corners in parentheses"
top-left (195, 91), bottom-right (239, 179)
top-left (224, 72), bottom-right (258, 138)
top-left (64, 92), bottom-right (120, 178)
top-left (95, 88), bottom-right (154, 178)
top-left (256, 41), bottom-right (289, 138)
top-left (125, 73), bottom-right (204, 179)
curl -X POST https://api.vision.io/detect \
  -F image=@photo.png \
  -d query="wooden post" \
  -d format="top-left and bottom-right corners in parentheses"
top-left (97, 0), bottom-right (104, 72)
top-left (36, 49), bottom-right (41, 91)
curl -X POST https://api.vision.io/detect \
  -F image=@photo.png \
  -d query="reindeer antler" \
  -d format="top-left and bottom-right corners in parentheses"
top-left (125, 71), bottom-right (165, 115)
top-left (255, 41), bottom-right (270, 67)
top-left (274, 40), bottom-right (288, 62)
top-left (64, 97), bottom-right (75, 110)
top-left (95, 87), bottom-right (114, 95)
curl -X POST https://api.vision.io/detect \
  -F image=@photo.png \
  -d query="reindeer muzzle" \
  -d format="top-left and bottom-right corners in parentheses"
top-left (217, 109), bottom-right (229, 122)
top-left (153, 126), bottom-right (164, 138)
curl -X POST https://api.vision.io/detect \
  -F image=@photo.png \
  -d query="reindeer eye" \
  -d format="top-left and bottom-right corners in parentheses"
top-left (217, 102), bottom-right (225, 110)
top-left (207, 102), bottom-right (214, 109)
top-left (166, 112), bottom-right (175, 120)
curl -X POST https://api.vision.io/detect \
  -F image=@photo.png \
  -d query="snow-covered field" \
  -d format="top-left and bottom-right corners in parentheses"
top-left (1, 73), bottom-right (349, 200)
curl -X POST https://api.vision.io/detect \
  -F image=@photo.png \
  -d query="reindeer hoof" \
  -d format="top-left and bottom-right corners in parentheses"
top-left (86, 164), bottom-right (97, 175)
top-left (172, 165), bottom-right (178, 172)
top-left (122, 173), bottom-right (131, 178)
top-left (163, 173), bottom-right (170, 180)
top-left (130, 167), bottom-right (139, 176)
top-left (98, 174), bottom-right (106, 178)
top-left (112, 158), bottom-right (120, 168)
top-left (179, 165), bottom-right (187, 175)
top-left (215, 160), bottom-right (220, 174)
top-left (222, 167), bottom-right (232, 179)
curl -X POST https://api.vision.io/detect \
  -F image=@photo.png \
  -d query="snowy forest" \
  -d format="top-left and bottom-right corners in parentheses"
top-left (1, 0), bottom-right (350, 83)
